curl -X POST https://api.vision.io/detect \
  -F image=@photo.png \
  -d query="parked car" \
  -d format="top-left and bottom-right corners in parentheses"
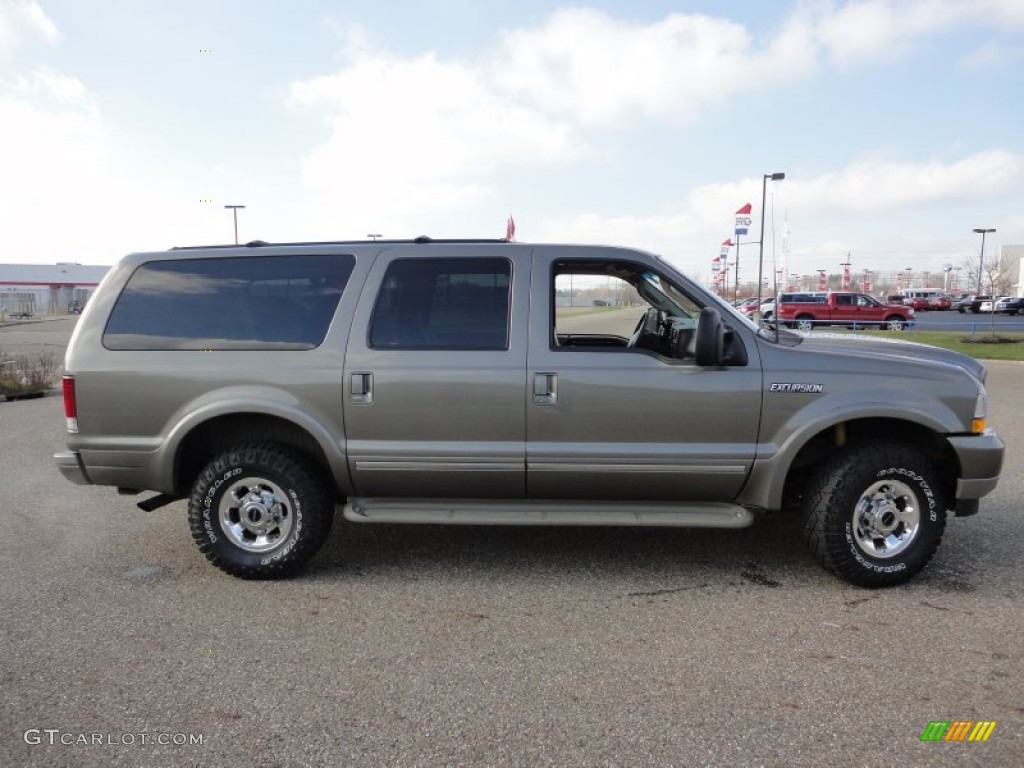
top-left (978, 296), bottom-right (1011, 313)
top-left (957, 295), bottom-right (992, 313)
top-left (68, 300), bottom-right (84, 314)
top-left (54, 237), bottom-right (1004, 587)
top-left (777, 291), bottom-right (914, 331)
top-left (994, 297), bottom-right (1024, 315)
top-left (739, 297), bottom-right (775, 321)
top-left (901, 289), bottom-right (949, 311)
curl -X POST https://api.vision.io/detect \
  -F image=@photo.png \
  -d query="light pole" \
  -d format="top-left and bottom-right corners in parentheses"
top-left (224, 205), bottom-right (245, 245)
top-left (756, 172), bottom-right (785, 305)
top-left (973, 228), bottom-right (995, 294)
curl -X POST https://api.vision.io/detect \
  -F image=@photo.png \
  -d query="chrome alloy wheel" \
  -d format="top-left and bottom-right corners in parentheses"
top-left (218, 476), bottom-right (293, 553)
top-left (852, 479), bottom-right (921, 558)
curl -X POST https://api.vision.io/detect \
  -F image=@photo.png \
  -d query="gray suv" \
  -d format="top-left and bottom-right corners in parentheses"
top-left (55, 238), bottom-right (1004, 586)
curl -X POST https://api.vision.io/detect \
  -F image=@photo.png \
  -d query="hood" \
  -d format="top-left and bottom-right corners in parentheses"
top-left (783, 332), bottom-right (987, 382)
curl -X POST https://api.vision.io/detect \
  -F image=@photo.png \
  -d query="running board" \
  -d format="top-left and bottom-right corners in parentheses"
top-left (343, 499), bottom-right (755, 528)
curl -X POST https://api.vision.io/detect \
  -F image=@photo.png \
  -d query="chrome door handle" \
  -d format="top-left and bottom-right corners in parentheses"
top-left (351, 372), bottom-right (373, 404)
top-left (533, 372), bottom-right (557, 406)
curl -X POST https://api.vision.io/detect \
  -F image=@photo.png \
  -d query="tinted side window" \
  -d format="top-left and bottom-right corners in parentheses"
top-left (370, 258), bottom-right (511, 350)
top-left (104, 254), bottom-right (354, 350)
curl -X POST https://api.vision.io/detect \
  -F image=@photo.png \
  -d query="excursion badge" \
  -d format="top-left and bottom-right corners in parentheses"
top-left (769, 382), bottom-right (824, 393)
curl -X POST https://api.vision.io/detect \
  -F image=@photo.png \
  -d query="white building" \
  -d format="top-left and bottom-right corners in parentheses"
top-left (1002, 245), bottom-right (1024, 295)
top-left (0, 263), bottom-right (110, 317)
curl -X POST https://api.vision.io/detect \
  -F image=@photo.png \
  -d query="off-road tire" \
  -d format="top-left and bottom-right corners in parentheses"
top-left (188, 442), bottom-right (333, 579)
top-left (801, 442), bottom-right (947, 587)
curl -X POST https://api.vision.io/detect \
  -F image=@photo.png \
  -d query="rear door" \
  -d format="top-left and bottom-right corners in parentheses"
top-left (525, 247), bottom-right (762, 502)
top-left (343, 244), bottom-right (528, 498)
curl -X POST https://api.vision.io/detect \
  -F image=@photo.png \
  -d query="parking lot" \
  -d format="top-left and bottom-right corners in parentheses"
top-left (1, 318), bottom-right (1022, 767)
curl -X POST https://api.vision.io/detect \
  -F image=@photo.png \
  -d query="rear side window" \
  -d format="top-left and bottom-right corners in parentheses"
top-left (104, 254), bottom-right (354, 350)
top-left (370, 258), bottom-right (511, 350)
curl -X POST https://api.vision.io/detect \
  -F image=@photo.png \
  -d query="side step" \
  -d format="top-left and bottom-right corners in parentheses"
top-left (343, 499), bottom-right (755, 528)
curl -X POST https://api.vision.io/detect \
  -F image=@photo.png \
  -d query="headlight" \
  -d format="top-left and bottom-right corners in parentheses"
top-left (972, 391), bottom-right (987, 434)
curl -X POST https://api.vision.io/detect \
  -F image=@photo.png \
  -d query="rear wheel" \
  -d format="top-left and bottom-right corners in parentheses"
top-left (188, 442), bottom-right (334, 578)
top-left (795, 315), bottom-right (814, 332)
top-left (801, 443), bottom-right (947, 587)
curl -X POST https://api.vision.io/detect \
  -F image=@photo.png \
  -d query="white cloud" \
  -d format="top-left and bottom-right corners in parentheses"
top-left (488, 9), bottom-right (760, 124)
top-left (792, 151), bottom-right (1024, 213)
top-left (0, 0), bottom-right (59, 57)
top-left (698, 150), bottom-right (1024, 218)
top-left (812, 0), bottom-right (1024, 68)
top-left (0, 67), bottom-right (225, 262)
top-left (958, 40), bottom-right (1024, 69)
top-left (289, 37), bottom-right (583, 235)
top-left (531, 151), bottom-right (1024, 275)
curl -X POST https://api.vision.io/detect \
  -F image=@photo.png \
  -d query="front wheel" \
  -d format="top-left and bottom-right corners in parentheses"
top-left (188, 442), bottom-right (334, 579)
top-left (801, 443), bottom-right (947, 587)
top-left (882, 316), bottom-right (906, 331)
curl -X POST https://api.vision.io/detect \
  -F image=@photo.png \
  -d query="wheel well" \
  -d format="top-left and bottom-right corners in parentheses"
top-left (782, 418), bottom-right (958, 508)
top-left (174, 414), bottom-right (335, 498)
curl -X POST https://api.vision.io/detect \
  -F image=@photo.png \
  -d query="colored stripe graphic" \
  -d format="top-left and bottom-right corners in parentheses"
top-left (921, 720), bottom-right (997, 742)
top-left (968, 722), bottom-right (997, 742)
top-left (945, 721), bottom-right (973, 741)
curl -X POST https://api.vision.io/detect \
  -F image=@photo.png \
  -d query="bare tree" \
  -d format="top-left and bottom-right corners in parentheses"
top-left (962, 253), bottom-right (1014, 296)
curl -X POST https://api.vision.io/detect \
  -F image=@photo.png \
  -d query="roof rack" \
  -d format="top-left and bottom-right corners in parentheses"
top-left (170, 237), bottom-right (513, 251)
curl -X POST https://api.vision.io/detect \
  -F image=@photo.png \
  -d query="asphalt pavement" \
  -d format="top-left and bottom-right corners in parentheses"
top-left (1, 319), bottom-right (1021, 767)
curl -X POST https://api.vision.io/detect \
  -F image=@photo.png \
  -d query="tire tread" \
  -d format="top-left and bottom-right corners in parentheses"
top-left (187, 442), bottom-right (333, 579)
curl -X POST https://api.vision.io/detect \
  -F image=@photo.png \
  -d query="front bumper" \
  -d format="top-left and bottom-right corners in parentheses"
top-left (54, 450), bottom-right (93, 486)
top-left (947, 431), bottom-right (1004, 503)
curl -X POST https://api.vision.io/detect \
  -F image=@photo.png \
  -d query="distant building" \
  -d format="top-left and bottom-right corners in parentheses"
top-left (0, 263), bottom-right (110, 318)
top-left (1001, 245), bottom-right (1024, 295)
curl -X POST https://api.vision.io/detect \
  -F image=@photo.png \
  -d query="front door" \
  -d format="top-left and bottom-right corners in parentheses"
top-left (525, 248), bottom-right (762, 501)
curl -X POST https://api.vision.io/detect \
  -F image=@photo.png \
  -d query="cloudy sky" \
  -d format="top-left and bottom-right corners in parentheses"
top-left (2, 0), bottom-right (1022, 286)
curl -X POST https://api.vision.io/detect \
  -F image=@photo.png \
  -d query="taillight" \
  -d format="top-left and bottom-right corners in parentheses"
top-left (62, 376), bottom-right (78, 433)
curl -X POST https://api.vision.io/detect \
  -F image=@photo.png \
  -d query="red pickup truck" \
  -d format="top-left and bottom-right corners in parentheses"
top-left (777, 292), bottom-right (914, 331)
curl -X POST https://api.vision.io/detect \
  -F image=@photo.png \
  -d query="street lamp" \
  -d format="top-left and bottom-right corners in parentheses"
top-left (224, 204), bottom-right (245, 245)
top-left (757, 172), bottom-right (785, 305)
top-left (973, 228), bottom-right (996, 294)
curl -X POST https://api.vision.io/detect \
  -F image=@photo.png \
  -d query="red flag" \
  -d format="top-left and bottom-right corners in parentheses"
top-left (721, 238), bottom-right (734, 247)
top-left (505, 216), bottom-right (516, 242)
top-left (736, 203), bottom-right (752, 215)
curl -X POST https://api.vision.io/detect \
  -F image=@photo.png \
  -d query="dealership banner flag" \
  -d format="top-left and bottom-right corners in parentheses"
top-left (735, 204), bottom-right (752, 236)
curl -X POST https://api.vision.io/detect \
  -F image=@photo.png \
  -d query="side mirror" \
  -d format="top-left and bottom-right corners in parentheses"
top-left (695, 307), bottom-right (724, 366)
